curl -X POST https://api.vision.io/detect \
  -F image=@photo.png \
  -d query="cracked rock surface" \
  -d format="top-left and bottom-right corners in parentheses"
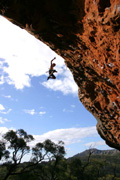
top-left (0, 0), bottom-right (120, 149)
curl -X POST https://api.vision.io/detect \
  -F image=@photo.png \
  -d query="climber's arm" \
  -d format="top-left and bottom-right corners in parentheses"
top-left (51, 57), bottom-right (56, 64)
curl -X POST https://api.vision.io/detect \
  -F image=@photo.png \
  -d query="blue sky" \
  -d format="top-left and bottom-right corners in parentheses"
top-left (0, 16), bottom-right (112, 158)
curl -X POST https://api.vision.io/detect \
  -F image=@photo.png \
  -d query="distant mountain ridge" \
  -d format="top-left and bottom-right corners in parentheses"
top-left (71, 148), bottom-right (120, 158)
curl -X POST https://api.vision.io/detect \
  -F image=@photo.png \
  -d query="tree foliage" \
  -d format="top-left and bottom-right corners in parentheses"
top-left (0, 129), bottom-right (65, 180)
top-left (0, 129), bottom-right (120, 180)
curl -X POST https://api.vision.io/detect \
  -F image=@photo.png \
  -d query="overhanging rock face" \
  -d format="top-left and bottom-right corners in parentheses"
top-left (0, 0), bottom-right (120, 149)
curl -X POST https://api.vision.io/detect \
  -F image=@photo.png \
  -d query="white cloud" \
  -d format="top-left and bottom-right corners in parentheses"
top-left (2, 95), bottom-right (12, 99)
top-left (0, 117), bottom-right (9, 124)
top-left (0, 127), bottom-right (15, 141)
top-left (0, 75), bottom-right (4, 85)
top-left (0, 104), bottom-right (12, 114)
top-left (39, 111), bottom-right (46, 115)
top-left (71, 104), bottom-right (76, 108)
top-left (0, 104), bottom-right (5, 111)
top-left (0, 16), bottom-right (64, 89)
top-left (0, 127), bottom-right (9, 135)
top-left (0, 60), bottom-right (5, 84)
top-left (42, 68), bottom-right (78, 95)
top-left (85, 141), bottom-right (106, 148)
top-left (62, 104), bottom-right (76, 113)
top-left (0, 16), bottom-right (77, 96)
top-left (24, 109), bottom-right (46, 116)
top-left (24, 109), bottom-right (36, 115)
top-left (63, 108), bottom-right (73, 113)
top-left (29, 126), bottom-right (97, 146)
top-left (0, 109), bottom-right (12, 115)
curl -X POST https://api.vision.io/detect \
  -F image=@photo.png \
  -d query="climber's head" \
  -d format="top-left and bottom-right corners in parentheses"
top-left (53, 63), bottom-right (56, 66)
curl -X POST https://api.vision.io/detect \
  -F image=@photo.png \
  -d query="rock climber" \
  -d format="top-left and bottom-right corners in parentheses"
top-left (47, 57), bottom-right (57, 80)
